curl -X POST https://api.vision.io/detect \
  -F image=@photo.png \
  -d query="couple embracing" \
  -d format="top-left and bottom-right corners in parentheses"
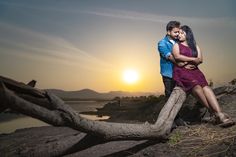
top-left (158, 21), bottom-right (235, 127)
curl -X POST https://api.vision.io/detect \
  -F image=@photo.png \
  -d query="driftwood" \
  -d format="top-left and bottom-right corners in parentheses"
top-left (0, 75), bottom-right (186, 141)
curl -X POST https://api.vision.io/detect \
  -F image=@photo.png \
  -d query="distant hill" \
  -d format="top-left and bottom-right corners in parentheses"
top-left (46, 88), bottom-right (156, 100)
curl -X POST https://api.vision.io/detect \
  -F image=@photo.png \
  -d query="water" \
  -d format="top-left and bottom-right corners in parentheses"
top-left (0, 100), bottom-right (110, 134)
top-left (0, 115), bottom-right (49, 134)
top-left (67, 100), bottom-right (109, 112)
top-left (67, 100), bottom-right (110, 120)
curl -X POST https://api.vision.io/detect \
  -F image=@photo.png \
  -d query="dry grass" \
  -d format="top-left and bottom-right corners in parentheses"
top-left (168, 124), bottom-right (236, 157)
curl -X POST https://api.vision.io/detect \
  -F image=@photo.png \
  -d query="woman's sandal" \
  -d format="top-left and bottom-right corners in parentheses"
top-left (215, 112), bottom-right (235, 128)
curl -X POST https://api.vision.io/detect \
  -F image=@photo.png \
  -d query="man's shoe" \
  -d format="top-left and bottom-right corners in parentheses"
top-left (175, 117), bottom-right (188, 126)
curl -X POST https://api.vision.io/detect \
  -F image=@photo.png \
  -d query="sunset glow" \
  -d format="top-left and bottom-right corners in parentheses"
top-left (123, 69), bottom-right (139, 84)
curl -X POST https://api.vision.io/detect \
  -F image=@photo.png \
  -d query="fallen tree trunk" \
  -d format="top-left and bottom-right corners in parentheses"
top-left (0, 76), bottom-right (186, 141)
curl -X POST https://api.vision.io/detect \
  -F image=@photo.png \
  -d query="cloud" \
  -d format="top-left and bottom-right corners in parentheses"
top-left (80, 8), bottom-right (236, 26)
top-left (81, 9), bottom-right (168, 23)
top-left (1, 1), bottom-right (234, 25)
top-left (0, 22), bottom-right (113, 72)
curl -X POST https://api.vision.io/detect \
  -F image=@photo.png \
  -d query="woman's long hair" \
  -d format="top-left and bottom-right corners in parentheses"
top-left (180, 25), bottom-right (198, 57)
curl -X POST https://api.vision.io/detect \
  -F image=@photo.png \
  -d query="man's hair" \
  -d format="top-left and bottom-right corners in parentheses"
top-left (166, 21), bottom-right (180, 31)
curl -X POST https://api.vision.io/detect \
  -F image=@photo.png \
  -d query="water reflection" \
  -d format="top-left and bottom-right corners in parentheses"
top-left (0, 100), bottom-right (110, 134)
top-left (0, 116), bottom-right (49, 134)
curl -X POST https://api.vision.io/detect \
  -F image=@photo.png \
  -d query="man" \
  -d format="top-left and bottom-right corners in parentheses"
top-left (158, 21), bottom-right (189, 128)
top-left (158, 21), bottom-right (181, 98)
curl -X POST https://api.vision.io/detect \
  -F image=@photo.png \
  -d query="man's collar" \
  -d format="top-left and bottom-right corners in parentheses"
top-left (169, 39), bottom-right (175, 44)
top-left (165, 35), bottom-right (176, 44)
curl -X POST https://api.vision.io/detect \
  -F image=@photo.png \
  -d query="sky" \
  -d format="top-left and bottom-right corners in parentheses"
top-left (0, 0), bottom-right (236, 93)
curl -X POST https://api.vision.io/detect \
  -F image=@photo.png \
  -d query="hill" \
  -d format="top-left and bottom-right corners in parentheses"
top-left (46, 88), bottom-right (155, 100)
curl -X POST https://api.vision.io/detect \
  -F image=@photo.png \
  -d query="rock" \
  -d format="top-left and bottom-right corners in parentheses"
top-left (229, 79), bottom-right (236, 85)
top-left (0, 126), bottom-right (85, 157)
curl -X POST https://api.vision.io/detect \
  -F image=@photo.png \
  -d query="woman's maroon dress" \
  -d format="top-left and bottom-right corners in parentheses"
top-left (173, 43), bottom-right (208, 93)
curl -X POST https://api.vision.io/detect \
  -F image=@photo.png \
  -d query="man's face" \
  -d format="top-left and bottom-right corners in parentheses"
top-left (167, 27), bottom-right (179, 40)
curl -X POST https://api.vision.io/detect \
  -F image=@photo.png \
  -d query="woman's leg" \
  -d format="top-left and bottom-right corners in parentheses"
top-left (202, 86), bottom-right (222, 113)
top-left (202, 86), bottom-right (234, 127)
top-left (191, 85), bottom-right (210, 109)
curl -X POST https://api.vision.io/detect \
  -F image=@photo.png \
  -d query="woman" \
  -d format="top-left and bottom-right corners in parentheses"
top-left (172, 25), bottom-right (235, 127)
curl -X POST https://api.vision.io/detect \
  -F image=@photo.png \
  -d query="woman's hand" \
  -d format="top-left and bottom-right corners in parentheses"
top-left (192, 57), bottom-right (202, 65)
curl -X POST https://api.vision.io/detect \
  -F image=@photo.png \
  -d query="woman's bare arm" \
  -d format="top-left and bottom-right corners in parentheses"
top-left (172, 44), bottom-right (196, 61)
top-left (196, 45), bottom-right (203, 64)
top-left (172, 43), bottom-right (201, 65)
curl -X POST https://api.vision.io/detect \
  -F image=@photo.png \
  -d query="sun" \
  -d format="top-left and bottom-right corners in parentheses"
top-left (122, 69), bottom-right (139, 84)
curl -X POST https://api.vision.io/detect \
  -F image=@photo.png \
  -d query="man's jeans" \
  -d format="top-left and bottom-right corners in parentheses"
top-left (162, 76), bottom-right (175, 98)
top-left (162, 76), bottom-right (187, 128)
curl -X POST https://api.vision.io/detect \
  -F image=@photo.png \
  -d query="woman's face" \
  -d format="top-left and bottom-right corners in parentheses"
top-left (178, 29), bottom-right (186, 42)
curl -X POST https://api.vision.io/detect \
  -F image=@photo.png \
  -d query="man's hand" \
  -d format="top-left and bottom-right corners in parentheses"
top-left (184, 64), bottom-right (197, 70)
top-left (176, 61), bottom-right (188, 67)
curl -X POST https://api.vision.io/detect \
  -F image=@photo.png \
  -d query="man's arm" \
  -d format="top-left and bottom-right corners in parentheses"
top-left (158, 41), bottom-right (188, 66)
top-left (158, 41), bottom-right (172, 60)
top-left (168, 54), bottom-right (189, 67)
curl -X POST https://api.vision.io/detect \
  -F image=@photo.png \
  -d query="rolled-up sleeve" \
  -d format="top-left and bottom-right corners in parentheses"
top-left (158, 41), bottom-right (171, 59)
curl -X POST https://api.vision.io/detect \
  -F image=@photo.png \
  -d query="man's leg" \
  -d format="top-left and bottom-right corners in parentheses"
top-left (162, 76), bottom-right (175, 98)
top-left (162, 76), bottom-right (185, 128)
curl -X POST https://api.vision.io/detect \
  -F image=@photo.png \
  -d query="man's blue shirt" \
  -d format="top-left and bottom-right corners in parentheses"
top-left (157, 36), bottom-right (176, 78)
